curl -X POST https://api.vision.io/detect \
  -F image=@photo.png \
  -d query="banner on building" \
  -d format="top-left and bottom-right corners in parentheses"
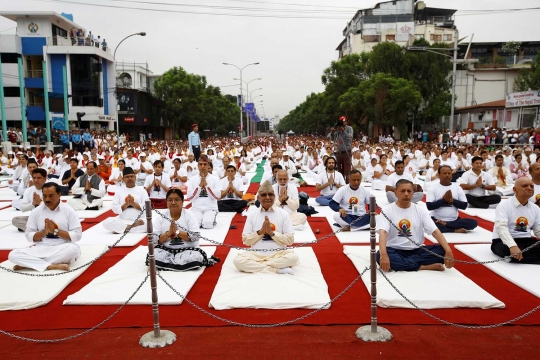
top-left (52, 116), bottom-right (65, 130)
top-left (396, 22), bottom-right (415, 42)
top-left (119, 93), bottom-right (136, 112)
top-left (124, 116), bottom-right (135, 123)
top-left (506, 90), bottom-right (540, 108)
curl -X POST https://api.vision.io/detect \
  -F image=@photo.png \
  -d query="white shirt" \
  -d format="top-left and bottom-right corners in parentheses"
top-left (426, 182), bottom-right (467, 222)
top-left (21, 186), bottom-right (43, 212)
top-left (386, 172), bottom-right (414, 189)
top-left (219, 177), bottom-right (244, 201)
top-left (71, 174), bottom-right (106, 201)
top-left (453, 158), bottom-right (469, 171)
top-left (377, 202), bottom-right (437, 250)
top-left (317, 171), bottom-right (346, 196)
top-left (182, 161), bottom-right (199, 179)
top-left (152, 209), bottom-right (200, 249)
top-left (144, 173), bottom-right (172, 199)
top-left (137, 161), bottom-right (153, 181)
top-left (440, 159), bottom-right (456, 170)
top-left (458, 170), bottom-right (495, 197)
top-left (494, 197), bottom-right (540, 248)
top-left (170, 167), bottom-right (188, 187)
top-left (331, 184), bottom-right (371, 216)
top-left (111, 185), bottom-right (150, 221)
top-left (242, 206), bottom-right (294, 253)
top-left (123, 157), bottom-right (140, 170)
top-left (403, 163), bottom-right (417, 177)
top-left (272, 183), bottom-right (300, 215)
top-left (530, 183), bottom-right (540, 205)
top-left (186, 174), bottom-right (221, 210)
top-left (374, 164), bottom-right (394, 181)
top-left (25, 202), bottom-right (82, 246)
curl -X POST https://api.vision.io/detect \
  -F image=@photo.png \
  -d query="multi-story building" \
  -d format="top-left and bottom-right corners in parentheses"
top-left (336, 0), bottom-right (457, 58)
top-left (0, 11), bottom-right (116, 131)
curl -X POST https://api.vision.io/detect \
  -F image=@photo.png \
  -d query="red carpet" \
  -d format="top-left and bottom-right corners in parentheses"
top-left (1, 187), bottom-right (539, 334)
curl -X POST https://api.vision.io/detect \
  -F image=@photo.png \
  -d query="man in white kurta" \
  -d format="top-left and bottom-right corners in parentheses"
top-left (185, 155), bottom-right (220, 229)
top-left (67, 161), bottom-right (106, 211)
top-left (234, 180), bottom-right (299, 275)
top-left (102, 167), bottom-right (149, 234)
top-left (8, 183), bottom-right (82, 272)
top-left (315, 157), bottom-right (345, 206)
top-left (273, 170), bottom-right (307, 227)
top-left (12, 168), bottom-right (48, 231)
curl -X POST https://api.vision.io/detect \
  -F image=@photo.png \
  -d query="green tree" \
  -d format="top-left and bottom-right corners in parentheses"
top-left (514, 51), bottom-right (540, 92)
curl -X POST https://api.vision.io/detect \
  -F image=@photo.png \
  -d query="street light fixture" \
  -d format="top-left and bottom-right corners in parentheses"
top-left (113, 31), bottom-right (147, 137)
top-left (223, 62), bottom-right (259, 137)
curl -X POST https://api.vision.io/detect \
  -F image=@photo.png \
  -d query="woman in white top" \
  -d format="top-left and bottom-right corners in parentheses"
top-left (151, 188), bottom-right (218, 271)
top-left (510, 154), bottom-right (529, 180)
top-left (425, 158), bottom-right (441, 183)
top-left (107, 159), bottom-right (126, 194)
top-left (373, 154), bottom-right (394, 181)
top-left (419, 152), bottom-right (432, 174)
top-left (240, 149), bottom-right (254, 171)
top-left (351, 150), bottom-right (366, 172)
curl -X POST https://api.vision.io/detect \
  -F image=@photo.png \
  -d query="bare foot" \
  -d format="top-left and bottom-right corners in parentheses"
top-left (435, 219), bottom-right (447, 227)
top-left (419, 263), bottom-right (445, 271)
top-left (341, 226), bottom-right (351, 232)
top-left (47, 263), bottom-right (70, 271)
top-left (134, 220), bottom-right (144, 227)
top-left (455, 228), bottom-right (468, 233)
top-left (13, 265), bottom-right (30, 271)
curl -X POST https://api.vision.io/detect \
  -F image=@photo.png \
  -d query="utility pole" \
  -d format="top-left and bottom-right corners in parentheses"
top-left (449, 30), bottom-right (459, 136)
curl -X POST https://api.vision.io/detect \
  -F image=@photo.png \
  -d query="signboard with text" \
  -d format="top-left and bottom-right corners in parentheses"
top-left (506, 90), bottom-right (540, 108)
top-left (124, 116), bottom-right (135, 123)
top-left (396, 22), bottom-right (415, 42)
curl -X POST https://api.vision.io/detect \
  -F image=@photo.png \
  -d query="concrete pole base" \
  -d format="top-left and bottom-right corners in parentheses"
top-left (21, 142), bottom-right (31, 150)
top-left (46, 142), bottom-right (55, 152)
top-left (139, 330), bottom-right (177, 348)
top-left (1, 142), bottom-right (12, 153)
top-left (356, 326), bottom-right (393, 342)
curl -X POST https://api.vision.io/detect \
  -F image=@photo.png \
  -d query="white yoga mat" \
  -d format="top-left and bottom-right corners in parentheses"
top-left (459, 208), bottom-right (496, 224)
top-left (61, 194), bottom-right (114, 202)
top-left (293, 223), bottom-right (317, 244)
top-left (77, 221), bottom-right (147, 247)
top-left (303, 177), bottom-right (317, 186)
top-left (0, 202), bottom-right (11, 210)
top-left (64, 246), bottom-right (216, 305)
top-left (425, 226), bottom-right (493, 244)
top-left (344, 246), bottom-right (505, 309)
top-left (0, 226), bottom-right (33, 250)
top-left (455, 244), bottom-right (540, 298)
top-left (209, 247), bottom-right (331, 310)
top-left (0, 207), bottom-right (24, 221)
top-left (74, 201), bottom-right (112, 219)
top-left (325, 215), bottom-right (377, 244)
top-left (0, 245), bottom-right (108, 311)
top-left (0, 191), bottom-right (19, 201)
top-left (0, 220), bottom-right (11, 229)
top-left (199, 212), bottom-right (236, 246)
top-left (307, 198), bottom-right (335, 218)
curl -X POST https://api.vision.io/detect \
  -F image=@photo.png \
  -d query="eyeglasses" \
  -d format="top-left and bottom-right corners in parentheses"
top-left (259, 193), bottom-right (275, 198)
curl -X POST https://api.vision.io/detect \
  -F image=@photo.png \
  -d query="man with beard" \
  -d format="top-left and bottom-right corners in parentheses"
top-left (315, 157), bottom-right (345, 206)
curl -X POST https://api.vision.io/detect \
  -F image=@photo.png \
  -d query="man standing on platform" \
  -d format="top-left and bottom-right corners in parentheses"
top-left (188, 124), bottom-right (201, 162)
top-left (331, 116), bottom-right (353, 183)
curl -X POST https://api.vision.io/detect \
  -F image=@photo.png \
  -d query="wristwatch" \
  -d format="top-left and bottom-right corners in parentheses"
top-left (481, 184), bottom-right (485, 189)
top-left (53, 229), bottom-right (59, 236)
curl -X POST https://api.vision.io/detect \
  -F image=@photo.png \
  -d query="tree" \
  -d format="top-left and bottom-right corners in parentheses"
top-left (514, 51), bottom-right (540, 92)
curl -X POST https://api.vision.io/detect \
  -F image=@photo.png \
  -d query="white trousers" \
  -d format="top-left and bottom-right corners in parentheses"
top-left (11, 198), bottom-right (22, 211)
top-left (102, 217), bottom-right (147, 234)
top-left (290, 212), bottom-right (307, 226)
top-left (190, 208), bottom-right (218, 229)
top-left (66, 198), bottom-right (104, 211)
top-left (8, 243), bottom-right (80, 272)
top-left (233, 250), bottom-right (299, 274)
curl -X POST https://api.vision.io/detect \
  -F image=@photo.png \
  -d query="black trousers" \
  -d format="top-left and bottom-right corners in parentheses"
top-left (466, 194), bottom-right (501, 209)
top-left (492, 238), bottom-right (540, 264)
top-left (192, 145), bottom-right (201, 162)
top-left (218, 200), bottom-right (248, 213)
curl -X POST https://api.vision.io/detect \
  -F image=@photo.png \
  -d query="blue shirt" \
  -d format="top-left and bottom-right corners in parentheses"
top-left (72, 133), bottom-right (81, 143)
top-left (60, 134), bottom-right (69, 144)
top-left (82, 132), bottom-right (92, 141)
top-left (188, 131), bottom-right (200, 148)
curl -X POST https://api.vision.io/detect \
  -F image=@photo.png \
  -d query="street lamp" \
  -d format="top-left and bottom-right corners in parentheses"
top-left (249, 88), bottom-right (262, 102)
top-left (223, 62), bottom-right (259, 137)
top-left (113, 31), bottom-right (146, 137)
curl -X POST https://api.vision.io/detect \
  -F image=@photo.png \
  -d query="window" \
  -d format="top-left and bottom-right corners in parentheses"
top-left (70, 54), bottom-right (101, 107)
top-left (3, 87), bottom-right (20, 97)
top-left (444, 34), bottom-right (453, 41)
top-left (1, 53), bottom-right (21, 64)
top-left (430, 34), bottom-right (442, 42)
top-left (386, 35), bottom-right (396, 42)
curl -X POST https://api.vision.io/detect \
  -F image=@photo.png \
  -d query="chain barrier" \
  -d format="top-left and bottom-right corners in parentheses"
top-left (158, 267), bottom-right (370, 327)
top-left (0, 273), bottom-right (149, 342)
top-left (153, 208), bottom-right (365, 252)
top-left (377, 269), bottom-right (540, 329)
top-left (0, 207), bottom-right (147, 277)
top-left (377, 205), bottom-right (540, 265)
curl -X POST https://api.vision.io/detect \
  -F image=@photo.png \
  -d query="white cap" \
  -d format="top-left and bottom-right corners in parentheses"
top-left (56, 154), bottom-right (62, 158)
top-left (283, 152), bottom-right (289, 156)
top-left (8, 151), bottom-right (13, 155)
top-left (98, 155), bottom-right (105, 160)
top-left (139, 152), bottom-right (146, 157)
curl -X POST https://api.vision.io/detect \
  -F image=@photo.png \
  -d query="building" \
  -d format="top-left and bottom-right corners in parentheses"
top-left (115, 62), bottom-right (170, 139)
top-left (451, 41), bottom-right (539, 129)
top-left (336, 0), bottom-right (457, 58)
top-left (0, 11), bottom-right (116, 131)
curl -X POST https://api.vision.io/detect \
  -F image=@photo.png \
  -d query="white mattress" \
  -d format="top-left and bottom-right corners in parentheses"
top-left (459, 208), bottom-right (496, 224)
top-left (208, 247), bottom-right (331, 310)
top-left (307, 198), bottom-right (335, 218)
top-left (0, 189), bottom-right (19, 201)
top-left (303, 177), bottom-right (317, 186)
top-left (0, 245), bottom-right (108, 311)
top-left (0, 207), bottom-right (26, 221)
top-left (74, 201), bottom-right (112, 219)
top-left (0, 226), bottom-right (33, 250)
top-left (455, 244), bottom-right (540, 298)
top-left (61, 194), bottom-right (114, 201)
top-left (293, 223), bottom-right (317, 244)
top-left (77, 221), bottom-right (147, 247)
top-left (64, 246), bottom-right (216, 305)
top-left (0, 220), bottom-right (11, 229)
top-left (199, 212), bottom-right (236, 245)
top-left (324, 215), bottom-right (377, 244)
top-left (344, 246), bottom-right (505, 309)
top-left (425, 226), bottom-right (493, 244)
top-left (0, 202), bottom-right (11, 210)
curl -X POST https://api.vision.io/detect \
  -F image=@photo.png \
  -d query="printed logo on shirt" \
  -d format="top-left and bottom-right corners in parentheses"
top-left (535, 194), bottom-right (540, 202)
top-left (514, 217), bottom-right (529, 232)
top-left (397, 219), bottom-right (412, 237)
top-left (262, 223), bottom-right (277, 241)
top-left (348, 197), bottom-right (359, 209)
top-left (199, 187), bottom-right (208, 197)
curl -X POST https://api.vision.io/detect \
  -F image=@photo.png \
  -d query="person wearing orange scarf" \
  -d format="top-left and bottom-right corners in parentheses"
top-left (97, 156), bottom-right (112, 183)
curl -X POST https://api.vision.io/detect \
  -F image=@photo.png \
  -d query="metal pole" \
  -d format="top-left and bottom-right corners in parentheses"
top-left (139, 200), bottom-right (176, 348)
top-left (0, 54), bottom-right (9, 143)
top-left (63, 65), bottom-right (69, 135)
top-left (356, 196), bottom-right (392, 342)
top-left (17, 58), bottom-right (28, 143)
top-left (449, 30), bottom-right (458, 137)
top-left (42, 61), bottom-right (51, 143)
top-left (239, 70), bottom-right (243, 137)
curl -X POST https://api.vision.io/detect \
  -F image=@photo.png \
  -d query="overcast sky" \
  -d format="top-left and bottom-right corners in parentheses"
top-left (1, 0), bottom-right (538, 121)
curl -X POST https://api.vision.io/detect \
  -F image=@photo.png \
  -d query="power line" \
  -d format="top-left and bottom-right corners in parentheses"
top-left (226, 0), bottom-right (359, 10)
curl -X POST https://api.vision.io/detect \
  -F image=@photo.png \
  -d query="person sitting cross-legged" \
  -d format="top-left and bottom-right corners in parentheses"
top-left (315, 156), bottom-right (345, 206)
top-left (67, 161), bottom-right (106, 211)
top-left (491, 177), bottom-right (540, 264)
top-left (8, 182), bottom-right (82, 272)
top-left (329, 170), bottom-right (371, 231)
top-left (426, 165), bottom-right (478, 233)
top-left (377, 179), bottom-right (455, 272)
top-left (273, 170), bottom-right (307, 228)
top-left (386, 160), bottom-right (423, 204)
top-left (218, 165), bottom-right (248, 213)
top-left (144, 160), bottom-right (171, 209)
top-left (233, 180), bottom-right (299, 275)
top-left (458, 156), bottom-right (501, 209)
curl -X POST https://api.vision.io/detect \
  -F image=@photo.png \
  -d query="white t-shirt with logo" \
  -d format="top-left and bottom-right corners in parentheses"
top-left (386, 172), bottom-right (414, 189)
top-left (377, 202), bottom-right (437, 250)
top-left (493, 197), bottom-right (540, 247)
top-left (331, 185), bottom-right (371, 216)
top-left (426, 182), bottom-right (467, 222)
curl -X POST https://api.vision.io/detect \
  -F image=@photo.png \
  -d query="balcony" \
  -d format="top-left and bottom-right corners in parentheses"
top-left (24, 70), bottom-right (44, 89)
top-left (45, 36), bottom-right (114, 62)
